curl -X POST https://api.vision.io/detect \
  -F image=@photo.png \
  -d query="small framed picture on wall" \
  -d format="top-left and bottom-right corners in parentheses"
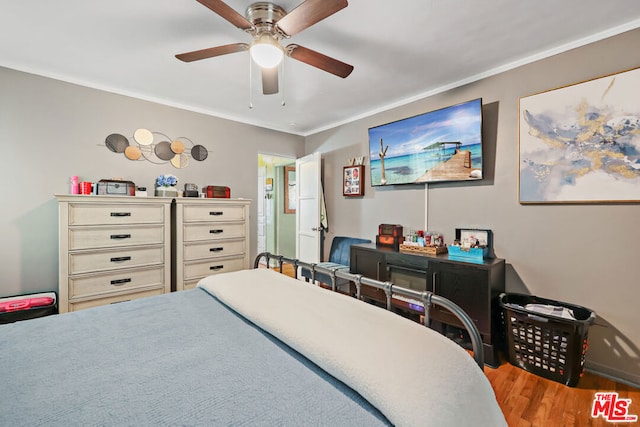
top-left (343, 165), bottom-right (365, 197)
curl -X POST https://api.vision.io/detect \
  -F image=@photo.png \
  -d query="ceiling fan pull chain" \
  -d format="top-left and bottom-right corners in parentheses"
top-left (248, 53), bottom-right (254, 109)
top-left (280, 59), bottom-right (286, 107)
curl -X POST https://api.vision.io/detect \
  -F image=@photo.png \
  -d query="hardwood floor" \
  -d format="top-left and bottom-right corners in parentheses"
top-left (484, 363), bottom-right (640, 426)
top-left (267, 264), bottom-right (640, 426)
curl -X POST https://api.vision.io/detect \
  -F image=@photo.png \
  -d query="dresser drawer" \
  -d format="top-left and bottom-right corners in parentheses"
top-left (69, 246), bottom-right (164, 275)
top-left (183, 279), bottom-right (201, 290)
top-left (183, 239), bottom-right (245, 261)
top-left (68, 288), bottom-right (164, 312)
top-left (183, 204), bottom-right (246, 222)
top-left (69, 225), bottom-right (164, 250)
top-left (69, 203), bottom-right (165, 226)
top-left (183, 223), bottom-right (245, 242)
top-left (69, 267), bottom-right (165, 299)
top-left (184, 257), bottom-right (245, 280)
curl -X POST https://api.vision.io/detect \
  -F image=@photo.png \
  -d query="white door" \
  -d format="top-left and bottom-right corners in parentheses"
top-left (295, 152), bottom-right (321, 263)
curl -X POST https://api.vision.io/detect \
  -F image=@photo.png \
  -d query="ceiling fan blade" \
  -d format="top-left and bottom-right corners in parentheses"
top-left (276, 0), bottom-right (348, 36)
top-left (262, 67), bottom-right (279, 95)
top-left (196, 0), bottom-right (254, 31)
top-left (286, 44), bottom-right (353, 78)
top-left (175, 43), bottom-right (249, 62)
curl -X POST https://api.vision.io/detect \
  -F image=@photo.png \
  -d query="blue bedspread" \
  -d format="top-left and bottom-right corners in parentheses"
top-left (0, 288), bottom-right (390, 426)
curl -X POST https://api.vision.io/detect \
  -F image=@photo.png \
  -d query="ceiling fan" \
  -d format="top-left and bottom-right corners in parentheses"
top-left (176, 0), bottom-right (354, 95)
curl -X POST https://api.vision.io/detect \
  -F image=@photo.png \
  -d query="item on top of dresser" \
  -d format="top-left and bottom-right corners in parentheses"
top-left (448, 228), bottom-right (492, 260)
top-left (205, 185), bottom-right (231, 198)
top-left (79, 182), bottom-right (93, 195)
top-left (184, 183), bottom-right (199, 197)
top-left (69, 176), bottom-right (79, 194)
top-left (403, 229), bottom-right (445, 247)
top-left (376, 224), bottom-right (403, 250)
top-left (399, 230), bottom-right (448, 255)
top-left (96, 179), bottom-right (136, 196)
top-left (155, 174), bottom-right (178, 197)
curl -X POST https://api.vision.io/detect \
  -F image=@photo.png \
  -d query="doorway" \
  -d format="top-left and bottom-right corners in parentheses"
top-left (257, 154), bottom-right (296, 263)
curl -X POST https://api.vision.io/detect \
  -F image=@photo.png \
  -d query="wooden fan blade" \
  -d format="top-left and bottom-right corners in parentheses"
top-left (286, 44), bottom-right (353, 78)
top-left (276, 0), bottom-right (348, 36)
top-left (262, 67), bottom-right (279, 95)
top-left (196, 0), bottom-right (253, 31)
top-left (175, 43), bottom-right (249, 62)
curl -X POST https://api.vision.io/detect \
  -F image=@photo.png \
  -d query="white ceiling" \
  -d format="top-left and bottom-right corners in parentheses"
top-left (2, 1), bottom-right (640, 136)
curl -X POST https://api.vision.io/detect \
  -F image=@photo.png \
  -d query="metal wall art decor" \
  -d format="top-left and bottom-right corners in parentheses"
top-left (519, 66), bottom-right (640, 203)
top-left (104, 129), bottom-right (208, 169)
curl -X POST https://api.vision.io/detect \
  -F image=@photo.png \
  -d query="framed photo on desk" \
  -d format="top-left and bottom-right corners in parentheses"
top-left (343, 165), bottom-right (365, 197)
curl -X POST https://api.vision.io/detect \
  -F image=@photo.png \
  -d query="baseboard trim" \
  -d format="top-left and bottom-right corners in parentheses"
top-left (585, 361), bottom-right (640, 389)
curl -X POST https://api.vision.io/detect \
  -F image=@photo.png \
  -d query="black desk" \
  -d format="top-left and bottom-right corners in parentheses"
top-left (350, 243), bottom-right (505, 367)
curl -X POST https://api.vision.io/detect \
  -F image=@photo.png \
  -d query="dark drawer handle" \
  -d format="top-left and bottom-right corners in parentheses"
top-left (209, 211), bottom-right (223, 216)
top-left (110, 212), bottom-right (132, 217)
top-left (110, 278), bottom-right (132, 286)
top-left (110, 256), bottom-right (132, 262)
top-left (110, 234), bottom-right (132, 240)
top-left (209, 247), bottom-right (224, 252)
top-left (209, 265), bottom-right (224, 271)
top-left (209, 229), bottom-right (224, 234)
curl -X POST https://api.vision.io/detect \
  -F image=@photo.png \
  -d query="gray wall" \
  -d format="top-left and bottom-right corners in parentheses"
top-left (305, 28), bottom-right (640, 386)
top-left (0, 66), bottom-right (304, 298)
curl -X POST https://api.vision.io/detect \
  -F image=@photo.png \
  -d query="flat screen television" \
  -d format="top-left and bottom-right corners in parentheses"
top-left (368, 98), bottom-right (483, 186)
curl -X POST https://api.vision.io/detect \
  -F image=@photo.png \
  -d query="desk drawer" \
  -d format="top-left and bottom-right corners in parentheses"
top-left (183, 204), bottom-right (246, 222)
top-left (69, 203), bottom-right (165, 226)
top-left (183, 239), bottom-right (245, 261)
top-left (183, 223), bottom-right (245, 242)
top-left (70, 267), bottom-right (165, 299)
top-left (69, 225), bottom-right (164, 250)
top-left (184, 257), bottom-right (245, 280)
top-left (69, 246), bottom-right (164, 275)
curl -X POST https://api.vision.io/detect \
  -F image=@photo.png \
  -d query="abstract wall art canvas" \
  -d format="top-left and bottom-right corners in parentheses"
top-left (519, 66), bottom-right (640, 203)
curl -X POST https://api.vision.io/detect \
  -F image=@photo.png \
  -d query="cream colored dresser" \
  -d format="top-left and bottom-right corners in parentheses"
top-left (174, 198), bottom-right (250, 291)
top-left (56, 195), bottom-right (172, 312)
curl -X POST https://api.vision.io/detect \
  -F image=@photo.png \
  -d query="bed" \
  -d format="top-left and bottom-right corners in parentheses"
top-left (0, 253), bottom-right (506, 426)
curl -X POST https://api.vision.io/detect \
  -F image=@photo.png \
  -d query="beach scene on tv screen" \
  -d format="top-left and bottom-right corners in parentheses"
top-left (369, 98), bottom-right (483, 185)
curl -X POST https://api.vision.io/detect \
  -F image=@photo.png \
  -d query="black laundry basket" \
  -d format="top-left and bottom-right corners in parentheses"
top-left (499, 293), bottom-right (596, 387)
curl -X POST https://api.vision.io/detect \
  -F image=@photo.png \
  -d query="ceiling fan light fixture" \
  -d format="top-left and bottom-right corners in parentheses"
top-left (250, 34), bottom-right (284, 68)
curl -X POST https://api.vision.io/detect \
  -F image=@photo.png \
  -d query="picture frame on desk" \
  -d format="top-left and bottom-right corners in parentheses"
top-left (343, 165), bottom-right (365, 197)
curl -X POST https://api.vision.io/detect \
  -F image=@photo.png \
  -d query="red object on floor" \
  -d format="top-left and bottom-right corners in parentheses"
top-left (0, 295), bottom-right (55, 312)
top-left (0, 292), bottom-right (57, 323)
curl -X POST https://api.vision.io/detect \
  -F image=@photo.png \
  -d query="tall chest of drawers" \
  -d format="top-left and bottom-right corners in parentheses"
top-left (56, 195), bottom-right (172, 312)
top-left (174, 198), bottom-right (250, 291)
